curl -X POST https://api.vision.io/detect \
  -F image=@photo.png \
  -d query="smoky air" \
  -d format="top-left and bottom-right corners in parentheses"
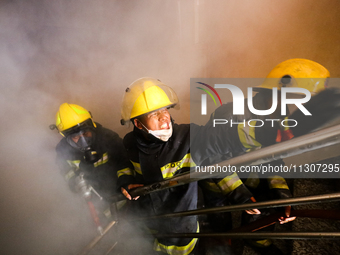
top-left (1, 0), bottom-right (340, 254)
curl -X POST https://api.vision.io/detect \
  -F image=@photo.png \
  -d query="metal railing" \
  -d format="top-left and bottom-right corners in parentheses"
top-left (78, 193), bottom-right (340, 255)
top-left (129, 192), bottom-right (340, 221)
top-left (79, 124), bottom-right (340, 254)
top-left (110, 124), bottom-right (340, 202)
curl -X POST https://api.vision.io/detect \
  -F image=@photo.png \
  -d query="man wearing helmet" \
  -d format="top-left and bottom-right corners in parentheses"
top-left (118, 78), bottom-right (263, 255)
top-left (51, 103), bottom-right (132, 230)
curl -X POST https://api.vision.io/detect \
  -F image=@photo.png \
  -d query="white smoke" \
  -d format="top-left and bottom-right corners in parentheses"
top-left (1, 0), bottom-right (340, 254)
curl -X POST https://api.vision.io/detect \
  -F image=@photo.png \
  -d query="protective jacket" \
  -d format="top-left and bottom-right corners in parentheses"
top-left (56, 123), bottom-right (132, 201)
top-left (119, 122), bottom-right (258, 254)
top-left (121, 124), bottom-right (198, 255)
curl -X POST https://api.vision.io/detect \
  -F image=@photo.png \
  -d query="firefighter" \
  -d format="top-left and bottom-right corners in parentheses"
top-left (203, 58), bottom-right (340, 250)
top-left (51, 103), bottom-right (132, 231)
top-left (243, 58), bottom-right (331, 212)
top-left (206, 58), bottom-right (332, 202)
top-left (118, 78), bottom-right (262, 255)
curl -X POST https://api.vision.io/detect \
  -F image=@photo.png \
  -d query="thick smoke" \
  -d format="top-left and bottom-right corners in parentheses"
top-left (1, 0), bottom-right (340, 254)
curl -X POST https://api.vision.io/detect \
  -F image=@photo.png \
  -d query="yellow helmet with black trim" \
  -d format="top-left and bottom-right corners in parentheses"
top-left (256, 58), bottom-right (330, 95)
top-left (55, 103), bottom-right (96, 137)
top-left (120, 77), bottom-right (179, 125)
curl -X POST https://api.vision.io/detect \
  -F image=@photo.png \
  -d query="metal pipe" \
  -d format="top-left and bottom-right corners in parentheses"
top-left (130, 192), bottom-right (340, 221)
top-left (77, 220), bottom-right (117, 255)
top-left (153, 232), bottom-right (340, 239)
top-left (190, 123), bottom-right (340, 180)
top-left (110, 124), bottom-right (340, 202)
top-left (110, 172), bottom-right (200, 202)
top-left (104, 242), bottom-right (117, 255)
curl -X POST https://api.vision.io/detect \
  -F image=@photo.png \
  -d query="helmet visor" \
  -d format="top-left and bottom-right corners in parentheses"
top-left (60, 119), bottom-right (95, 137)
top-left (66, 128), bottom-right (96, 151)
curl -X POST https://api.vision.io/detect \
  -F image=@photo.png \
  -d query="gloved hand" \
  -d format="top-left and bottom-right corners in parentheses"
top-left (289, 88), bottom-right (340, 137)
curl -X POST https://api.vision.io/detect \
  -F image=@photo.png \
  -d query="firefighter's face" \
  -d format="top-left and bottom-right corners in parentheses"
top-left (66, 128), bottom-right (96, 153)
top-left (71, 130), bottom-right (92, 143)
top-left (135, 108), bottom-right (171, 131)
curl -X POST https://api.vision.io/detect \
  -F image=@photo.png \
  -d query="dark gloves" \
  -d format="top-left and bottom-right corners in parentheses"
top-left (289, 88), bottom-right (340, 137)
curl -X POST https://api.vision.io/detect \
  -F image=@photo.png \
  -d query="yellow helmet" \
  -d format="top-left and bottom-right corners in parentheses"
top-left (121, 77), bottom-right (179, 125)
top-left (54, 103), bottom-right (96, 136)
top-left (256, 58), bottom-right (330, 95)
